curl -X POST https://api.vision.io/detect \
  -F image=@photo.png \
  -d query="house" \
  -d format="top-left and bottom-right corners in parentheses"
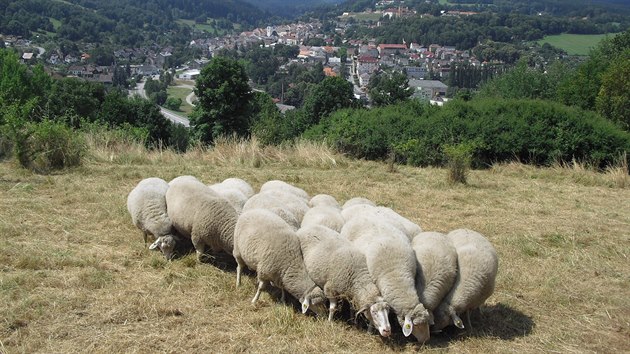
top-left (405, 66), bottom-right (428, 80)
top-left (323, 67), bottom-right (338, 77)
top-left (137, 65), bottom-right (160, 76)
top-left (356, 55), bottom-right (379, 73)
top-left (377, 43), bottom-right (408, 57)
top-left (179, 69), bottom-right (200, 81)
top-left (21, 52), bottom-right (34, 61)
top-left (408, 79), bottom-right (448, 101)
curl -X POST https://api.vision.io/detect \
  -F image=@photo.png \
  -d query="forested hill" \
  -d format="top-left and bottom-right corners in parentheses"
top-left (0, 0), bottom-right (272, 46)
top-left (242, 0), bottom-right (344, 17)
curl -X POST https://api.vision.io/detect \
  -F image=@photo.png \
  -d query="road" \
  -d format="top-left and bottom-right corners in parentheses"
top-left (130, 81), bottom-right (190, 127)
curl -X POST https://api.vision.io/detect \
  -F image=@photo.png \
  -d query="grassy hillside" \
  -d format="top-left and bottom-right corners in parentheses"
top-left (0, 137), bottom-right (628, 352)
top-left (537, 33), bottom-right (611, 55)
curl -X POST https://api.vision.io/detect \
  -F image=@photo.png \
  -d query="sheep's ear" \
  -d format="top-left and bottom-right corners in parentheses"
top-left (149, 239), bottom-right (161, 250)
top-left (301, 298), bottom-right (310, 314)
top-left (355, 305), bottom-right (369, 320)
top-left (452, 313), bottom-right (465, 329)
top-left (403, 316), bottom-right (414, 337)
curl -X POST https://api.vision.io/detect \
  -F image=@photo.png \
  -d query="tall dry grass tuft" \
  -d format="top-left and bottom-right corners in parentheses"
top-left (605, 152), bottom-right (629, 188)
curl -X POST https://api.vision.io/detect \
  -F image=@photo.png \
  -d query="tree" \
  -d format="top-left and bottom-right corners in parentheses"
top-left (596, 52), bottom-right (630, 130)
top-left (301, 76), bottom-right (354, 131)
top-left (164, 97), bottom-right (182, 111)
top-left (368, 71), bottom-right (413, 107)
top-left (190, 56), bottom-right (252, 144)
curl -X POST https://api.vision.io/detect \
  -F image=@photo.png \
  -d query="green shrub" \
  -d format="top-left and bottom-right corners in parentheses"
top-left (306, 98), bottom-right (630, 169)
top-left (169, 123), bottom-right (190, 152)
top-left (444, 142), bottom-right (477, 184)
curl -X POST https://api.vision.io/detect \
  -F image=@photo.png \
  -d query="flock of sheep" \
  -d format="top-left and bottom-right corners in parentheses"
top-left (127, 176), bottom-right (499, 344)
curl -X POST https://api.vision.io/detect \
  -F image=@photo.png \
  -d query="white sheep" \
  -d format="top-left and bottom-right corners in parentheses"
top-left (242, 190), bottom-right (310, 224)
top-left (341, 204), bottom-right (420, 240)
top-left (300, 205), bottom-right (345, 232)
top-left (411, 232), bottom-right (458, 314)
top-left (127, 177), bottom-right (178, 259)
top-left (297, 224), bottom-right (392, 337)
top-left (259, 180), bottom-right (310, 201)
top-left (309, 194), bottom-right (340, 209)
top-left (208, 184), bottom-right (248, 212)
top-left (342, 197), bottom-right (376, 209)
top-left (168, 175), bottom-right (200, 185)
top-left (217, 177), bottom-right (254, 198)
top-left (233, 209), bottom-right (326, 314)
top-left (166, 177), bottom-right (238, 261)
top-left (433, 229), bottom-right (499, 331)
top-left (342, 216), bottom-right (432, 343)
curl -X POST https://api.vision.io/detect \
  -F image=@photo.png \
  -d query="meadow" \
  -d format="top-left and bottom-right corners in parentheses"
top-left (0, 136), bottom-right (628, 353)
top-left (537, 33), bottom-right (611, 55)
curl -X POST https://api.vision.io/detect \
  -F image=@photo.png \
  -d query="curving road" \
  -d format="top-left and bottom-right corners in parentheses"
top-left (131, 81), bottom-right (190, 127)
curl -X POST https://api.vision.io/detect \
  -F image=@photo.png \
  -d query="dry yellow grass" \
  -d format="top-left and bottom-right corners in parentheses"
top-left (1, 137), bottom-right (629, 353)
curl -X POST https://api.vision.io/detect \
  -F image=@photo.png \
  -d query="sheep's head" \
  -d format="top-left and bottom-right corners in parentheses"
top-left (149, 235), bottom-right (177, 260)
top-left (432, 303), bottom-right (463, 332)
top-left (358, 298), bottom-right (391, 337)
top-left (301, 286), bottom-right (327, 317)
top-left (398, 303), bottom-right (432, 343)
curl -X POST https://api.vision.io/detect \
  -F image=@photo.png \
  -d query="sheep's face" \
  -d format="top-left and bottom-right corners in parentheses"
top-left (432, 305), bottom-right (452, 331)
top-left (397, 304), bottom-right (431, 343)
top-left (149, 235), bottom-right (177, 260)
top-left (367, 301), bottom-right (391, 337)
top-left (301, 287), bottom-right (327, 316)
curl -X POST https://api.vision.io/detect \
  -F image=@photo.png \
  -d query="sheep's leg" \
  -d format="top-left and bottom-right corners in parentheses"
top-left (143, 231), bottom-right (149, 246)
top-left (465, 310), bottom-right (473, 331)
top-left (191, 233), bottom-right (205, 262)
top-left (252, 280), bottom-right (267, 304)
top-left (328, 298), bottom-right (338, 322)
top-left (280, 289), bottom-right (286, 304)
top-left (234, 255), bottom-right (245, 287)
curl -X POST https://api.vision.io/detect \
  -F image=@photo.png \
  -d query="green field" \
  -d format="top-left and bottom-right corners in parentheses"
top-left (48, 17), bottom-right (62, 31)
top-left (166, 86), bottom-right (194, 115)
top-left (537, 33), bottom-right (611, 56)
top-left (176, 19), bottom-right (227, 35)
top-left (340, 12), bottom-right (382, 22)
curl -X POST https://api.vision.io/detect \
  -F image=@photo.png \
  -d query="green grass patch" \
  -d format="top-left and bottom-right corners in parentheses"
top-left (537, 33), bottom-right (612, 56)
top-left (166, 86), bottom-right (194, 115)
top-left (176, 19), bottom-right (227, 35)
top-left (48, 17), bottom-right (62, 30)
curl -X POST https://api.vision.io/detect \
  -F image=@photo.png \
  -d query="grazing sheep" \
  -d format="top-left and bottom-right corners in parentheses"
top-left (208, 184), bottom-right (248, 212)
top-left (260, 180), bottom-right (310, 201)
top-left (411, 232), bottom-right (458, 314)
top-left (297, 225), bottom-right (392, 337)
top-left (233, 209), bottom-right (326, 314)
top-left (433, 229), bottom-right (499, 331)
top-left (242, 190), bottom-right (310, 224)
top-left (342, 216), bottom-right (432, 343)
top-left (374, 206), bottom-right (422, 239)
top-left (168, 175), bottom-right (200, 185)
top-left (217, 177), bottom-right (254, 198)
top-left (309, 194), bottom-right (341, 209)
top-left (342, 197), bottom-right (376, 209)
top-left (127, 177), bottom-right (178, 258)
top-left (301, 206), bottom-right (345, 232)
top-left (166, 177), bottom-right (238, 261)
top-left (342, 204), bottom-right (420, 240)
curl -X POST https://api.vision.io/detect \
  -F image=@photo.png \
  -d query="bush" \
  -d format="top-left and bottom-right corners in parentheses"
top-left (164, 97), bottom-right (182, 111)
top-left (444, 142), bottom-right (477, 184)
top-left (306, 99), bottom-right (630, 169)
top-left (2, 115), bottom-right (85, 173)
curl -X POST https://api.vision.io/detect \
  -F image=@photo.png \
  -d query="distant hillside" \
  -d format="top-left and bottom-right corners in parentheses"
top-left (242, 0), bottom-right (345, 17)
top-left (0, 0), bottom-right (272, 46)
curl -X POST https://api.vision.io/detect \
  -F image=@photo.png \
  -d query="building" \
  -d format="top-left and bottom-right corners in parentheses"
top-left (377, 43), bottom-right (408, 57)
top-left (408, 79), bottom-right (448, 101)
top-left (179, 69), bottom-right (200, 81)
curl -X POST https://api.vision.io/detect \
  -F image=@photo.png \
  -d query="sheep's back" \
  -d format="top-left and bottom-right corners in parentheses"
top-left (412, 232), bottom-right (457, 310)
